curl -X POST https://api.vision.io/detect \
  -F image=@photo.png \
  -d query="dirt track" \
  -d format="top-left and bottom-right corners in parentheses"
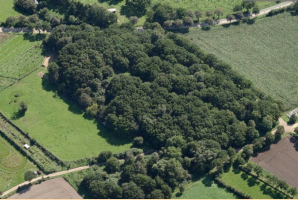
top-left (251, 136), bottom-right (298, 188)
top-left (8, 178), bottom-right (82, 199)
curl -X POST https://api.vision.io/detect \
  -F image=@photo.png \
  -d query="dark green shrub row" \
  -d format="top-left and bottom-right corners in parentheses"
top-left (214, 177), bottom-right (252, 199)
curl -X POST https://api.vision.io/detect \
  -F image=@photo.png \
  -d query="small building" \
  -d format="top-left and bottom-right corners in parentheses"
top-left (107, 8), bottom-right (117, 13)
top-left (287, 108), bottom-right (298, 118)
top-left (24, 144), bottom-right (30, 150)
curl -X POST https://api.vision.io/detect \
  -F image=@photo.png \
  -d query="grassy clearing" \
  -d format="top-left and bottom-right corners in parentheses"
top-left (172, 176), bottom-right (237, 199)
top-left (0, 67), bottom-right (131, 161)
top-left (0, 0), bottom-right (20, 23)
top-left (181, 12), bottom-right (298, 110)
top-left (0, 135), bottom-right (37, 192)
top-left (220, 168), bottom-right (286, 199)
top-left (0, 34), bottom-right (44, 90)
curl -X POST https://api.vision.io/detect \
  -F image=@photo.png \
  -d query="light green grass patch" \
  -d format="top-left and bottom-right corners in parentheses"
top-left (0, 67), bottom-right (131, 161)
top-left (220, 168), bottom-right (286, 199)
top-left (0, 0), bottom-right (20, 23)
top-left (181, 12), bottom-right (298, 110)
top-left (172, 176), bottom-right (237, 199)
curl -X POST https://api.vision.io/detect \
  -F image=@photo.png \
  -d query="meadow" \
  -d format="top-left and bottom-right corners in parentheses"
top-left (220, 168), bottom-right (286, 199)
top-left (172, 176), bottom-right (237, 199)
top-left (0, 0), bottom-right (20, 23)
top-left (0, 34), bottom-right (44, 90)
top-left (0, 135), bottom-right (37, 192)
top-left (0, 67), bottom-right (131, 161)
top-left (181, 12), bottom-right (298, 111)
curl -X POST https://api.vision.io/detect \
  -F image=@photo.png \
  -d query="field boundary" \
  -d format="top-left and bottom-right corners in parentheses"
top-left (214, 177), bottom-right (252, 199)
top-left (239, 166), bottom-right (292, 198)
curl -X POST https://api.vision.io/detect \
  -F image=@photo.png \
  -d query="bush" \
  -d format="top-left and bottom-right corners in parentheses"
top-left (24, 171), bottom-right (36, 181)
top-left (133, 136), bottom-right (144, 147)
top-left (129, 16), bottom-right (138, 25)
top-left (98, 151), bottom-right (112, 163)
top-left (289, 114), bottom-right (297, 124)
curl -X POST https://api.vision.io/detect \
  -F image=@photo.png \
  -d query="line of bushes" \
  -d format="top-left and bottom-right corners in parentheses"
top-left (214, 177), bottom-right (252, 199)
top-left (267, 3), bottom-right (298, 17)
top-left (239, 164), bottom-right (295, 198)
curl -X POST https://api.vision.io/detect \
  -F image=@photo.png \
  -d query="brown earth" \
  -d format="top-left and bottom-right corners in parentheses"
top-left (250, 136), bottom-right (298, 188)
top-left (0, 33), bottom-right (9, 42)
top-left (8, 178), bottom-right (82, 199)
top-left (43, 54), bottom-right (57, 68)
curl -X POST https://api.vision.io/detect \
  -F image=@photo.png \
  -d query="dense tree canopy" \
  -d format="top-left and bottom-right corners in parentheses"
top-left (45, 23), bottom-right (281, 198)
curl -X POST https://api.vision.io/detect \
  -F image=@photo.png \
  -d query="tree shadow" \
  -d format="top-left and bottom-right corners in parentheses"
top-left (11, 110), bottom-right (26, 120)
top-left (120, 5), bottom-right (146, 18)
top-left (247, 177), bottom-right (258, 187)
top-left (175, 192), bottom-right (183, 197)
top-left (260, 183), bottom-right (286, 199)
top-left (16, 183), bottom-right (32, 194)
top-left (23, 33), bottom-right (46, 42)
top-left (241, 172), bottom-right (249, 181)
top-left (232, 167), bottom-right (241, 174)
top-left (246, 19), bottom-right (256, 25)
top-left (98, 0), bottom-right (122, 5)
top-left (202, 176), bottom-right (213, 187)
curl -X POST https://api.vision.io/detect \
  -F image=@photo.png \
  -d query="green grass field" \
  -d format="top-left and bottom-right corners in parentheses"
top-left (0, 34), bottom-right (44, 90)
top-left (220, 168), bottom-right (286, 199)
top-left (0, 0), bottom-right (20, 23)
top-left (0, 67), bottom-right (131, 161)
top-left (181, 12), bottom-right (298, 111)
top-left (172, 176), bottom-right (237, 199)
top-left (0, 135), bottom-right (37, 192)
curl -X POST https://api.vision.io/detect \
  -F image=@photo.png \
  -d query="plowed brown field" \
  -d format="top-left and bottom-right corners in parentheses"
top-left (251, 136), bottom-right (298, 188)
top-left (8, 178), bottom-right (82, 199)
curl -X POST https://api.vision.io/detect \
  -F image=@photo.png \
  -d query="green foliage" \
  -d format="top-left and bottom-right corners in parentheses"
top-left (14, 0), bottom-right (37, 14)
top-left (105, 157), bottom-right (120, 173)
top-left (121, 181), bottom-right (145, 199)
top-left (24, 171), bottom-right (36, 181)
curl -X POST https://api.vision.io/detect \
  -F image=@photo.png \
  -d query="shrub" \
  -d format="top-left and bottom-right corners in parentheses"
top-left (129, 16), bottom-right (138, 25)
top-left (24, 171), bottom-right (36, 181)
top-left (289, 114), bottom-right (297, 124)
top-left (133, 136), bottom-right (144, 147)
top-left (98, 151), bottom-right (112, 162)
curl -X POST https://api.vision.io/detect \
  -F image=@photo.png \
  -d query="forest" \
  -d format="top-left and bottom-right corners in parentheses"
top-left (43, 22), bottom-right (282, 198)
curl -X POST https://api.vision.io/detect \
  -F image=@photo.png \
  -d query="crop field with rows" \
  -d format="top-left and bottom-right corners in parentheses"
top-left (181, 12), bottom-right (298, 110)
top-left (0, 34), bottom-right (44, 90)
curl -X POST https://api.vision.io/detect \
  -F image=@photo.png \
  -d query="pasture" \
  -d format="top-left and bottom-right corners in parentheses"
top-left (251, 136), bottom-right (298, 188)
top-left (220, 167), bottom-right (286, 199)
top-left (181, 12), bottom-right (298, 111)
top-left (0, 135), bottom-right (37, 192)
top-left (172, 176), bottom-right (236, 199)
top-left (0, 34), bottom-right (44, 90)
top-left (0, 0), bottom-right (20, 23)
top-left (0, 67), bottom-right (131, 161)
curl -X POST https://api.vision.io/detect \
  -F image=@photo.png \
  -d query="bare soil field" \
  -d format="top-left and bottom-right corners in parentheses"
top-left (8, 178), bottom-right (82, 199)
top-left (251, 136), bottom-right (298, 188)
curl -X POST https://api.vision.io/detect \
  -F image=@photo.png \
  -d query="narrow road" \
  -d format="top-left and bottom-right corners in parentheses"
top-left (0, 165), bottom-right (91, 198)
top-left (209, 1), bottom-right (294, 26)
top-left (0, 152), bottom-right (151, 198)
